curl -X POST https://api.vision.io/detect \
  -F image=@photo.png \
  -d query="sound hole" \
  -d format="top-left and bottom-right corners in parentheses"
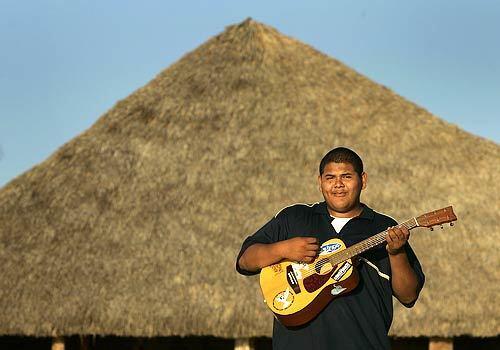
top-left (315, 258), bottom-right (334, 274)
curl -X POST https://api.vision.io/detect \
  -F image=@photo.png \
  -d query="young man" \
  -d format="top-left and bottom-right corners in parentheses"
top-left (236, 147), bottom-right (425, 350)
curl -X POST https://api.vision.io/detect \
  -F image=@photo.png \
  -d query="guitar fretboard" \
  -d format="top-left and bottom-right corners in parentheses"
top-left (328, 218), bottom-right (418, 266)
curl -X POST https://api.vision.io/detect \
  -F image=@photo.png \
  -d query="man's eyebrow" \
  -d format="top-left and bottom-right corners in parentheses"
top-left (323, 172), bottom-right (354, 177)
top-left (324, 172), bottom-right (352, 176)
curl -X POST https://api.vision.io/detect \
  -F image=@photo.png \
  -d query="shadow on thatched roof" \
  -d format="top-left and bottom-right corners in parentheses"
top-left (0, 18), bottom-right (499, 338)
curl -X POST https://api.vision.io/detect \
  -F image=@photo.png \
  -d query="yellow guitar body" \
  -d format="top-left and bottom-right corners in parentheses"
top-left (259, 238), bottom-right (359, 327)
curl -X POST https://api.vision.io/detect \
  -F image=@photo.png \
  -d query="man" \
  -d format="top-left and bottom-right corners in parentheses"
top-left (236, 147), bottom-right (425, 350)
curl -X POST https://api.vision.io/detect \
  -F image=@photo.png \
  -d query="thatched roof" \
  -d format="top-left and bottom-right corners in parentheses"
top-left (0, 18), bottom-right (498, 338)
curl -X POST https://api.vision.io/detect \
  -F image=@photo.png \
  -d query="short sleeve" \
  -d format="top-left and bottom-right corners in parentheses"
top-left (235, 215), bottom-right (285, 276)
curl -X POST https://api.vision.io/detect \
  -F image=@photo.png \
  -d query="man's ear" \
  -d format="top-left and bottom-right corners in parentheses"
top-left (317, 175), bottom-right (322, 192)
top-left (361, 172), bottom-right (368, 190)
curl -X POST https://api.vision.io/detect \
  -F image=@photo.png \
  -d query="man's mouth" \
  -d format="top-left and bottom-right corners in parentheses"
top-left (333, 192), bottom-right (347, 197)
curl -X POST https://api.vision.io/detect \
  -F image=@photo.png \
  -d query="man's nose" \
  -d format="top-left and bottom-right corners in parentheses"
top-left (334, 178), bottom-right (344, 187)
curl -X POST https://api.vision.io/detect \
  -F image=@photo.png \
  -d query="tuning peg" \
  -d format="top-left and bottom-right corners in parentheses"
top-left (450, 222), bottom-right (454, 226)
top-left (429, 227), bottom-right (434, 231)
top-left (440, 225), bottom-right (444, 229)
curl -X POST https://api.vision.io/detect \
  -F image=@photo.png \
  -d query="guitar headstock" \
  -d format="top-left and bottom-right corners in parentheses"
top-left (415, 206), bottom-right (457, 230)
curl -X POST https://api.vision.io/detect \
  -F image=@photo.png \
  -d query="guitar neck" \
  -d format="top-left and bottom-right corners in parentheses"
top-left (329, 218), bottom-right (418, 266)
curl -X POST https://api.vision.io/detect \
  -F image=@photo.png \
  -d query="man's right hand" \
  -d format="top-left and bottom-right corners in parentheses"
top-left (238, 237), bottom-right (320, 272)
top-left (279, 237), bottom-right (319, 263)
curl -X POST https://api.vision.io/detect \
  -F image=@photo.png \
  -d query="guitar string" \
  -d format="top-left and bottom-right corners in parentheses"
top-left (306, 220), bottom-right (417, 278)
top-left (289, 221), bottom-right (415, 280)
top-left (289, 235), bottom-right (385, 279)
top-left (295, 234), bottom-right (388, 279)
top-left (295, 234), bottom-right (396, 279)
top-left (315, 221), bottom-right (414, 271)
top-left (286, 211), bottom-right (454, 278)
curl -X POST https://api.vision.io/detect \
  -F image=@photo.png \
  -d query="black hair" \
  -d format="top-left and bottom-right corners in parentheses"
top-left (319, 147), bottom-right (364, 176)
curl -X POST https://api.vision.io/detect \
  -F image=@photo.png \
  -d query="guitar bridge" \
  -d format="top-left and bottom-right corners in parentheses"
top-left (286, 265), bottom-right (301, 294)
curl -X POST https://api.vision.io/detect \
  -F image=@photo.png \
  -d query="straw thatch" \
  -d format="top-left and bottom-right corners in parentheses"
top-left (0, 18), bottom-right (498, 338)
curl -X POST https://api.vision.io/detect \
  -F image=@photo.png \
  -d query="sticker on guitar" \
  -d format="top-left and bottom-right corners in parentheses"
top-left (333, 262), bottom-right (352, 281)
top-left (273, 288), bottom-right (294, 310)
top-left (291, 262), bottom-right (309, 279)
top-left (319, 242), bottom-right (342, 255)
top-left (331, 284), bottom-right (347, 296)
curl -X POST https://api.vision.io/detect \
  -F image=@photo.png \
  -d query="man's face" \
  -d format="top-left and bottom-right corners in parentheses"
top-left (317, 162), bottom-right (367, 217)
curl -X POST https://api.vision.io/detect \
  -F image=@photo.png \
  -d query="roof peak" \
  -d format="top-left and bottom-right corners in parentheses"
top-left (240, 17), bottom-right (255, 25)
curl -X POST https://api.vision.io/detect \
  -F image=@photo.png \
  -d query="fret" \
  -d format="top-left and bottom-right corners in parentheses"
top-left (327, 220), bottom-right (418, 266)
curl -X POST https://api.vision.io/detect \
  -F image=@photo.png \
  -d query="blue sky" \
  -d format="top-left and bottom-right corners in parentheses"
top-left (1, 0), bottom-right (499, 186)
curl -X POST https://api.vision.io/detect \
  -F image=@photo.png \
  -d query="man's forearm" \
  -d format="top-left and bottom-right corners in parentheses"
top-left (389, 250), bottom-right (420, 304)
top-left (238, 242), bottom-right (286, 272)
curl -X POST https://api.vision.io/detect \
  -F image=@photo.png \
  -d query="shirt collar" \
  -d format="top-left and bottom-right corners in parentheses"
top-left (314, 201), bottom-right (375, 221)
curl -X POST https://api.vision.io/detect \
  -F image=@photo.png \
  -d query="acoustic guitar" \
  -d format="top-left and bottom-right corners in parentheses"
top-left (259, 206), bottom-right (457, 327)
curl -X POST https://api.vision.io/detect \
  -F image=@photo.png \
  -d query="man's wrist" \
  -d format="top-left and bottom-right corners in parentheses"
top-left (387, 246), bottom-right (406, 256)
top-left (272, 240), bottom-right (287, 260)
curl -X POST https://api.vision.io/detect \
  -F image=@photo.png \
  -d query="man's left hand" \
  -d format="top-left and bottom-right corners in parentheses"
top-left (386, 225), bottom-right (410, 255)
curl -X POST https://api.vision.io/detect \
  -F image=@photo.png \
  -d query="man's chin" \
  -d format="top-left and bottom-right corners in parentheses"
top-left (328, 204), bottom-right (351, 213)
top-left (328, 200), bottom-right (350, 210)
top-left (326, 201), bottom-right (361, 216)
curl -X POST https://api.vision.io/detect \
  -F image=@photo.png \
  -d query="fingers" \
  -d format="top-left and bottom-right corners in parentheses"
top-left (302, 237), bottom-right (319, 253)
top-left (306, 242), bottom-right (320, 250)
top-left (303, 245), bottom-right (319, 262)
top-left (387, 225), bottom-right (410, 242)
top-left (286, 237), bottom-right (320, 262)
top-left (304, 246), bottom-right (319, 256)
top-left (386, 225), bottom-right (410, 255)
top-left (302, 237), bottom-right (319, 262)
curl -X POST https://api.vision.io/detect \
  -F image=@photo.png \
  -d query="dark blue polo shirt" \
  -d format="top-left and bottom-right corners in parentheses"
top-left (236, 202), bottom-right (425, 350)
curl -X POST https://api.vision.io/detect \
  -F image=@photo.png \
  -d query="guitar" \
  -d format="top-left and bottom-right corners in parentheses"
top-left (259, 206), bottom-right (457, 327)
